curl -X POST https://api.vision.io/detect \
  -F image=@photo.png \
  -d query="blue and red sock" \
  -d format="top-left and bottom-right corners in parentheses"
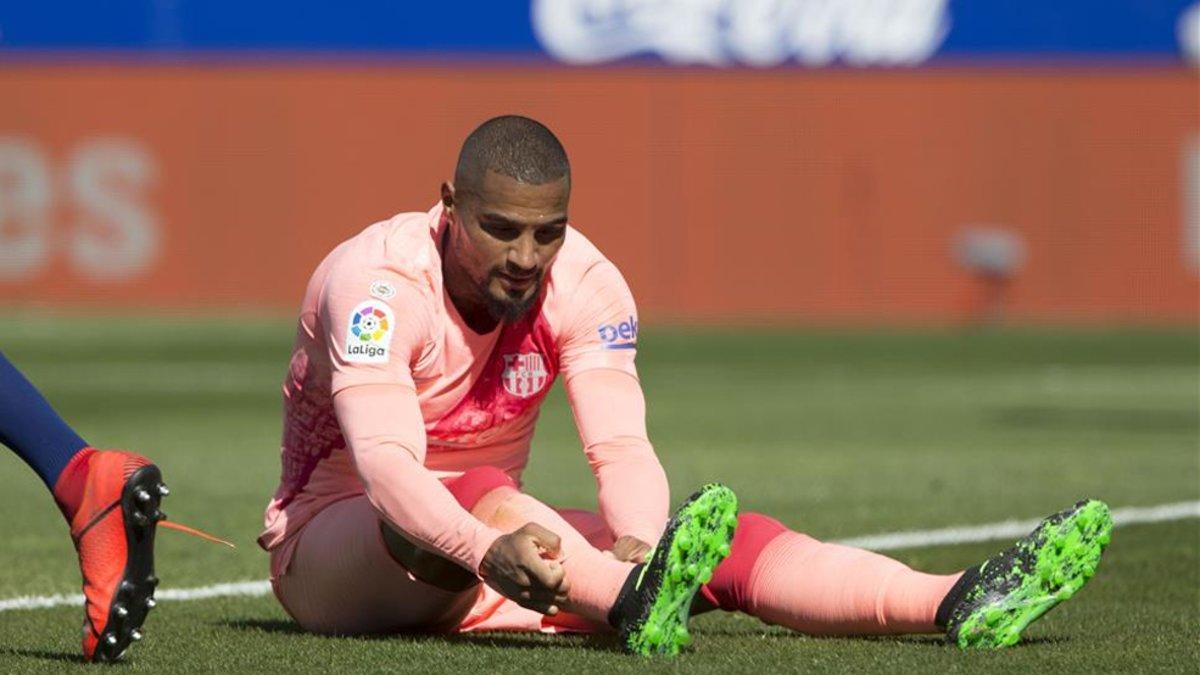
top-left (0, 352), bottom-right (93, 516)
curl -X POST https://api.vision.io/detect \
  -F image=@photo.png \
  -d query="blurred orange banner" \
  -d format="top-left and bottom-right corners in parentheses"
top-left (0, 65), bottom-right (1196, 322)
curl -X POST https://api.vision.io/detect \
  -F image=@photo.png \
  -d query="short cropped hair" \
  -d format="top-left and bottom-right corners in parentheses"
top-left (454, 115), bottom-right (571, 194)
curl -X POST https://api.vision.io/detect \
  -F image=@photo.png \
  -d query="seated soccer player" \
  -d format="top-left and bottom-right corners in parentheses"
top-left (0, 352), bottom-right (169, 661)
top-left (259, 115), bottom-right (1111, 655)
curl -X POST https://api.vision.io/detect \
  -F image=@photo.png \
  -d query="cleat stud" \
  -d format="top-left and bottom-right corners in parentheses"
top-left (153, 510), bottom-right (166, 521)
top-left (131, 630), bottom-right (143, 641)
top-left (147, 575), bottom-right (159, 587)
top-left (145, 597), bottom-right (157, 609)
top-left (718, 543), bottom-right (731, 557)
top-left (119, 581), bottom-right (135, 594)
top-left (115, 605), bottom-right (128, 618)
top-left (698, 568), bottom-right (713, 584)
top-left (135, 490), bottom-right (152, 503)
top-left (105, 634), bottom-right (118, 646)
top-left (158, 485), bottom-right (170, 497)
top-left (132, 511), bottom-right (148, 526)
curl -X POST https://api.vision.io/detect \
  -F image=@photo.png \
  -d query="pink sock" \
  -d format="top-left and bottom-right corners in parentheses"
top-left (471, 485), bottom-right (634, 624)
top-left (703, 513), bottom-right (959, 635)
top-left (747, 531), bottom-right (960, 634)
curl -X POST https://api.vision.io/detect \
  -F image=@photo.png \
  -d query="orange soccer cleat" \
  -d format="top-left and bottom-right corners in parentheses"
top-left (55, 449), bottom-right (168, 661)
top-left (52, 447), bottom-right (241, 662)
top-left (55, 449), bottom-right (234, 662)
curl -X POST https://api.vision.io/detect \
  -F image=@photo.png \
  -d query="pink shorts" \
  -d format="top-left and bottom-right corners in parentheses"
top-left (271, 495), bottom-right (614, 635)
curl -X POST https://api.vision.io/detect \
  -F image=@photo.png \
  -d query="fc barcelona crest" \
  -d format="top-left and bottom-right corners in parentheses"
top-left (501, 352), bottom-right (548, 398)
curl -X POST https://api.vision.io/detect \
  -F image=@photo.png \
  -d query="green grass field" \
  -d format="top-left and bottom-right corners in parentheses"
top-left (0, 313), bottom-right (1196, 673)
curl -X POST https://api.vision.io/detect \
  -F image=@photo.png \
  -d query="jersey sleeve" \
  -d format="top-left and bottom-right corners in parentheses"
top-left (321, 253), bottom-right (502, 573)
top-left (335, 384), bottom-right (504, 573)
top-left (318, 261), bottom-right (434, 396)
top-left (558, 261), bottom-right (640, 382)
top-left (565, 368), bottom-right (669, 545)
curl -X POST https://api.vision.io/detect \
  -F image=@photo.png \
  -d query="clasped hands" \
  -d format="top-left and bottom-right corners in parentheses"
top-left (479, 523), bottom-right (650, 615)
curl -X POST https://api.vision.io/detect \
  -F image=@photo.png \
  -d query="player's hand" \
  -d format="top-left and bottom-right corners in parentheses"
top-left (480, 523), bottom-right (571, 615)
top-left (610, 535), bottom-right (652, 563)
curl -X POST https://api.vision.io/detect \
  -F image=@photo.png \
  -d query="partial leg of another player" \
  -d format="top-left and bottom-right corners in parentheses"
top-left (0, 352), bottom-right (169, 661)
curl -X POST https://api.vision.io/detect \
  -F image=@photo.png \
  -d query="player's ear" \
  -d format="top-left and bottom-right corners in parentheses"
top-left (440, 182), bottom-right (455, 211)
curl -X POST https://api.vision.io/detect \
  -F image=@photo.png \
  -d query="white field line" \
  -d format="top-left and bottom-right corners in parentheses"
top-left (837, 500), bottom-right (1200, 551)
top-left (1, 500), bottom-right (1196, 613)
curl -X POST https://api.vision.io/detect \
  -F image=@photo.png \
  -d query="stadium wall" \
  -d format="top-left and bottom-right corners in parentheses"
top-left (0, 65), bottom-right (1196, 323)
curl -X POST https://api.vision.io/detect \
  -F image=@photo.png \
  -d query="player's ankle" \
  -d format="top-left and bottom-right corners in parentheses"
top-left (606, 563), bottom-right (645, 628)
top-left (934, 566), bottom-right (980, 629)
top-left (52, 446), bottom-right (97, 521)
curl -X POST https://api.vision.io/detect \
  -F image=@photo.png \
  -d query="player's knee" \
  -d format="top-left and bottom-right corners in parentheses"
top-left (444, 466), bottom-right (518, 511)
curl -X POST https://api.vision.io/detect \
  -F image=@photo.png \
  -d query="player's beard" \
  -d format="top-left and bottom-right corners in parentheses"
top-left (485, 272), bottom-right (542, 324)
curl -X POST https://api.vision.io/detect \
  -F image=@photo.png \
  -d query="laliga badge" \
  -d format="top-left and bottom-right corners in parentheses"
top-left (344, 301), bottom-right (395, 364)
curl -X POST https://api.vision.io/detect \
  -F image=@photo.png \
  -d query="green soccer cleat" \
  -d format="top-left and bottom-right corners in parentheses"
top-left (609, 483), bottom-right (738, 657)
top-left (945, 499), bottom-right (1113, 649)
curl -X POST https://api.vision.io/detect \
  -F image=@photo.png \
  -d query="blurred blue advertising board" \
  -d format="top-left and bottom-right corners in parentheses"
top-left (0, 0), bottom-right (1196, 66)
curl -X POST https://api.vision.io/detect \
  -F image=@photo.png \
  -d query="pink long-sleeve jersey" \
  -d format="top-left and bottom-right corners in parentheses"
top-left (259, 204), bottom-right (668, 577)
